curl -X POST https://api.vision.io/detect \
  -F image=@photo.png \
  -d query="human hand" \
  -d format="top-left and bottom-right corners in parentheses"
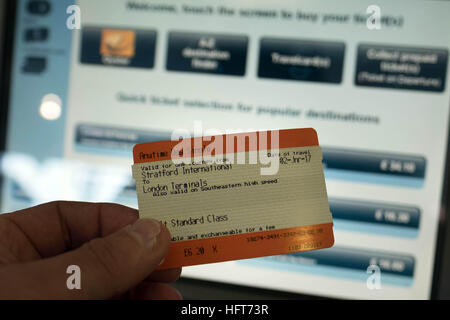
top-left (0, 201), bottom-right (182, 300)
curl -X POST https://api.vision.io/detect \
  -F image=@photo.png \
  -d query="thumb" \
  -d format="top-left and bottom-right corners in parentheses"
top-left (2, 219), bottom-right (171, 299)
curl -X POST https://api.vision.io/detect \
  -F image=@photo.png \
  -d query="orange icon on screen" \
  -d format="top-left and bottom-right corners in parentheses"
top-left (100, 29), bottom-right (136, 57)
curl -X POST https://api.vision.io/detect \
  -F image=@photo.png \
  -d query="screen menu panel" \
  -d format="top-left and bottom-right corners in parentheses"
top-left (3, 0), bottom-right (450, 299)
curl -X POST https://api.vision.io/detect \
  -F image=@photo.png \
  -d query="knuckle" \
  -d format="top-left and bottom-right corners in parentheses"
top-left (84, 237), bottom-right (132, 279)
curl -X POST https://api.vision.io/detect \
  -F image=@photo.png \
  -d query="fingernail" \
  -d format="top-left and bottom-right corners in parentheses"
top-left (130, 219), bottom-right (161, 248)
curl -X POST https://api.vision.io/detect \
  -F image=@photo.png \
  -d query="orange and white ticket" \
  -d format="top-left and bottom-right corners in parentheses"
top-left (132, 128), bottom-right (334, 269)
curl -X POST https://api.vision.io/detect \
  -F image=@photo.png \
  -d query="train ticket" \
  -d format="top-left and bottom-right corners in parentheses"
top-left (132, 128), bottom-right (334, 269)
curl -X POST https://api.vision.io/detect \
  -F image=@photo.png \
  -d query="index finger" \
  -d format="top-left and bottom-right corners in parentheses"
top-left (1, 201), bottom-right (139, 258)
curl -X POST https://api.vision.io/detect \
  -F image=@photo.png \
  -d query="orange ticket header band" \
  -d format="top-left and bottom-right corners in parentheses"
top-left (157, 223), bottom-right (334, 270)
top-left (133, 128), bottom-right (319, 164)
